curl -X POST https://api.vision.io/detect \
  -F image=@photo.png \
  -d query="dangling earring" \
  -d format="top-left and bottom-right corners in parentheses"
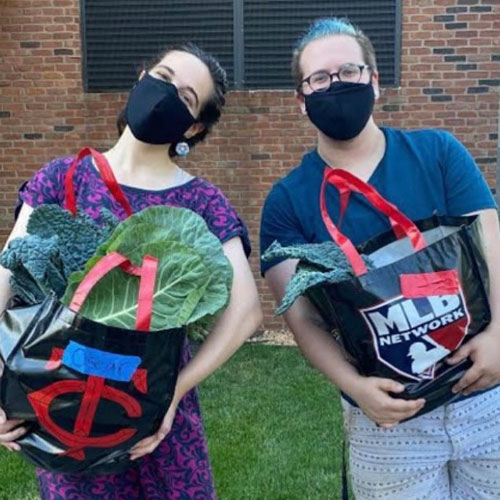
top-left (175, 141), bottom-right (190, 157)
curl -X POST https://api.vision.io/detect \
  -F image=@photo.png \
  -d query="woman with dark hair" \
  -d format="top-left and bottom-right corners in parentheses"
top-left (0, 43), bottom-right (262, 499)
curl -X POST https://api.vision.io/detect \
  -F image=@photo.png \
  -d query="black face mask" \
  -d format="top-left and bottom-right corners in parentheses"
top-left (125, 73), bottom-right (196, 145)
top-left (305, 81), bottom-right (375, 141)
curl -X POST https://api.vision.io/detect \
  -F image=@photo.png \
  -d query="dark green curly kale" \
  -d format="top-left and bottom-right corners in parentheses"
top-left (26, 205), bottom-right (119, 278)
top-left (262, 240), bottom-right (374, 315)
top-left (262, 240), bottom-right (362, 271)
top-left (1, 205), bottom-right (119, 305)
top-left (0, 235), bottom-right (65, 303)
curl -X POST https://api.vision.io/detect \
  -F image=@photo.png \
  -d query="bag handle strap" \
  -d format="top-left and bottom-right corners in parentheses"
top-left (320, 175), bottom-right (369, 276)
top-left (64, 147), bottom-right (133, 217)
top-left (336, 187), bottom-right (406, 240)
top-left (327, 168), bottom-right (426, 247)
top-left (69, 252), bottom-right (158, 331)
top-left (320, 167), bottom-right (426, 276)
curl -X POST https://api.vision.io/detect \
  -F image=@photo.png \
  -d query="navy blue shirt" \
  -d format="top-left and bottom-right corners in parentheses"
top-left (260, 127), bottom-right (496, 275)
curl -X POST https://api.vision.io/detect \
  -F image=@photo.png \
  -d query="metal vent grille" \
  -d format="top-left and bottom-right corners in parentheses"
top-left (243, 0), bottom-right (400, 88)
top-left (82, 0), bottom-right (234, 92)
top-left (81, 0), bottom-right (400, 91)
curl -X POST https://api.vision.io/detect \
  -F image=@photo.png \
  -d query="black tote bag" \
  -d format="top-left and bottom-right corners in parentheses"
top-left (307, 167), bottom-right (491, 417)
top-left (0, 251), bottom-right (185, 474)
top-left (0, 148), bottom-right (185, 473)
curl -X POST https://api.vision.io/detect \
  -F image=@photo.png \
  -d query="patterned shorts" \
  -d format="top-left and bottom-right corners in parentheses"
top-left (342, 386), bottom-right (500, 500)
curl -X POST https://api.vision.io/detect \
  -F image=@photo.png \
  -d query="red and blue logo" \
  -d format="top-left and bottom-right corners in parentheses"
top-left (360, 291), bottom-right (470, 381)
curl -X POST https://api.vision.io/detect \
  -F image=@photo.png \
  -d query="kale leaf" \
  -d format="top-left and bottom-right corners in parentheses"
top-left (262, 240), bottom-right (374, 314)
top-left (1, 205), bottom-right (119, 304)
top-left (27, 205), bottom-right (118, 278)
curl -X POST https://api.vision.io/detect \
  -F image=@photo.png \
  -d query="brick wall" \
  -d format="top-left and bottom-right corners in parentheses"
top-left (0, 0), bottom-right (499, 331)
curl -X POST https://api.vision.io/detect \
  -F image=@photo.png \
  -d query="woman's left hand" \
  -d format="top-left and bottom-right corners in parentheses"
top-left (129, 399), bottom-right (178, 461)
top-left (448, 327), bottom-right (500, 396)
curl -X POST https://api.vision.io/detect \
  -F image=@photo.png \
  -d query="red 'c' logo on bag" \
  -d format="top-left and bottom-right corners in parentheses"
top-left (28, 346), bottom-right (148, 460)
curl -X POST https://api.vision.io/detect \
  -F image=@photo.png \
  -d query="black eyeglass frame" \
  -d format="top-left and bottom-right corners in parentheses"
top-left (297, 64), bottom-right (372, 94)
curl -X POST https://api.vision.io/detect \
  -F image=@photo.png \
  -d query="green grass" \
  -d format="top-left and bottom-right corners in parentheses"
top-left (0, 447), bottom-right (39, 500)
top-left (0, 344), bottom-right (345, 500)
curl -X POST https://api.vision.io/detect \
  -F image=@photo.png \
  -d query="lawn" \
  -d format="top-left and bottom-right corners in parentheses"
top-left (0, 344), bottom-right (345, 500)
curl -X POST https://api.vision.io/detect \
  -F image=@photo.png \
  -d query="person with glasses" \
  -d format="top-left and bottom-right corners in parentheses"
top-left (299, 62), bottom-right (371, 92)
top-left (260, 17), bottom-right (500, 499)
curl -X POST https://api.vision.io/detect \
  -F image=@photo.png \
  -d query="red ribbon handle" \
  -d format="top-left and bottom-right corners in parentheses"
top-left (69, 251), bottom-right (158, 331)
top-left (320, 167), bottom-right (427, 277)
top-left (64, 147), bottom-right (133, 217)
top-left (320, 175), bottom-right (368, 276)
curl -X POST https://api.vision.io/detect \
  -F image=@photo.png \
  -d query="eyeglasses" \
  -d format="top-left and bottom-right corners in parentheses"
top-left (298, 63), bottom-right (371, 93)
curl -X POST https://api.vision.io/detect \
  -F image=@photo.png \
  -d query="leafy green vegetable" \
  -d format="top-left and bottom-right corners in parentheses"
top-left (1, 205), bottom-right (118, 304)
top-left (262, 240), bottom-right (363, 271)
top-left (262, 240), bottom-right (373, 315)
top-left (63, 206), bottom-right (233, 335)
top-left (0, 235), bottom-right (62, 304)
top-left (27, 205), bottom-right (118, 278)
top-left (64, 240), bottom-right (210, 330)
top-left (105, 205), bottom-right (232, 291)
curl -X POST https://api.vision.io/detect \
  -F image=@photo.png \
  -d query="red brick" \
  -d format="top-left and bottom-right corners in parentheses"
top-left (0, 0), bottom-right (499, 330)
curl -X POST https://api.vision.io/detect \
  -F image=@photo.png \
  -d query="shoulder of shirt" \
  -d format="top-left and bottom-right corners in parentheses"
top-left (35, 156), bottom-right (79, 182)
top-left (384, 126), bottom-right (455, 144)
top-left (188, 176), bottom-right (229, 200)
top-left (42, 156), bottom-right (76, 170)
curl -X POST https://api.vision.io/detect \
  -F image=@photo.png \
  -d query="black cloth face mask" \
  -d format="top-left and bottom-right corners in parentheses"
top-left (125, 73), bottom-right (196, 145)
top-left (305, 81), bottom-right (375, 141)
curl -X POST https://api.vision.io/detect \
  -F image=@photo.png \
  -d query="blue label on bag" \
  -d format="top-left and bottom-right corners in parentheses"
top-left (62, 341), bottom-right (141, 382)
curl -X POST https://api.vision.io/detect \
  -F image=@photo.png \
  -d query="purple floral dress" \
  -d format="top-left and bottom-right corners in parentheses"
top-left (17, 155), bottom-right (251, 500)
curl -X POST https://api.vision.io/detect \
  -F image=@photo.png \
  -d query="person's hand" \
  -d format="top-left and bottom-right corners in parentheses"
top-left (448, 328), bottom-right (500, 396)
top-left (347, 376), bottom-right (425, 428)
top-left (0, 407), bottom-right (26, 452)
top-left (129, 399), bottom-right (178, 461)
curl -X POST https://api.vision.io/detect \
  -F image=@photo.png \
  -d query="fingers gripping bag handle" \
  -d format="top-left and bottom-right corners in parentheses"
top-left (320, 167), bottom-right (426, 276)
top-left (69, 251), bottom-right (159, 331)
top-left (64, 147), bottom-right (133, 217)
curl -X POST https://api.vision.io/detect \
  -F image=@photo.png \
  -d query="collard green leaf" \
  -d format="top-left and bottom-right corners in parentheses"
top-left (64, 240), bottom-right (210, 330)
top-left (106, 205), bottom-right (232, 287)
top-left (95, 206), bottom-right (233, 324)
top-left (63, 206), bottom-right (233, 333)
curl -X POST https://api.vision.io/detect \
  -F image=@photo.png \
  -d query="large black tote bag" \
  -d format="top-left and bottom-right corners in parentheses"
top-left (307, 168), bottom-right (491, 416)
top-left (0, 252), bottom-right (185, 474)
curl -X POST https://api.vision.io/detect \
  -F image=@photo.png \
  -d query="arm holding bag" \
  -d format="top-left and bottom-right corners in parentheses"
top-left (310, 167), bottom-right (490, 418)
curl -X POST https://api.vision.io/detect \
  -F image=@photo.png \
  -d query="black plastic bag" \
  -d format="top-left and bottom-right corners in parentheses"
top-left (0, 252), bottom-right (185, 474)
top-left (309, 168), bottom-right (490, 417)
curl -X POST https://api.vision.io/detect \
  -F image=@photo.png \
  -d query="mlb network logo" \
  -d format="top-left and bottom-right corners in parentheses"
top-left (360, 292), bottom-right (470, 381)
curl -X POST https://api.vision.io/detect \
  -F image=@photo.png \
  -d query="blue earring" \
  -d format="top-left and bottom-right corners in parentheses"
top-left (175, 142), bottom-right (190, 157)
